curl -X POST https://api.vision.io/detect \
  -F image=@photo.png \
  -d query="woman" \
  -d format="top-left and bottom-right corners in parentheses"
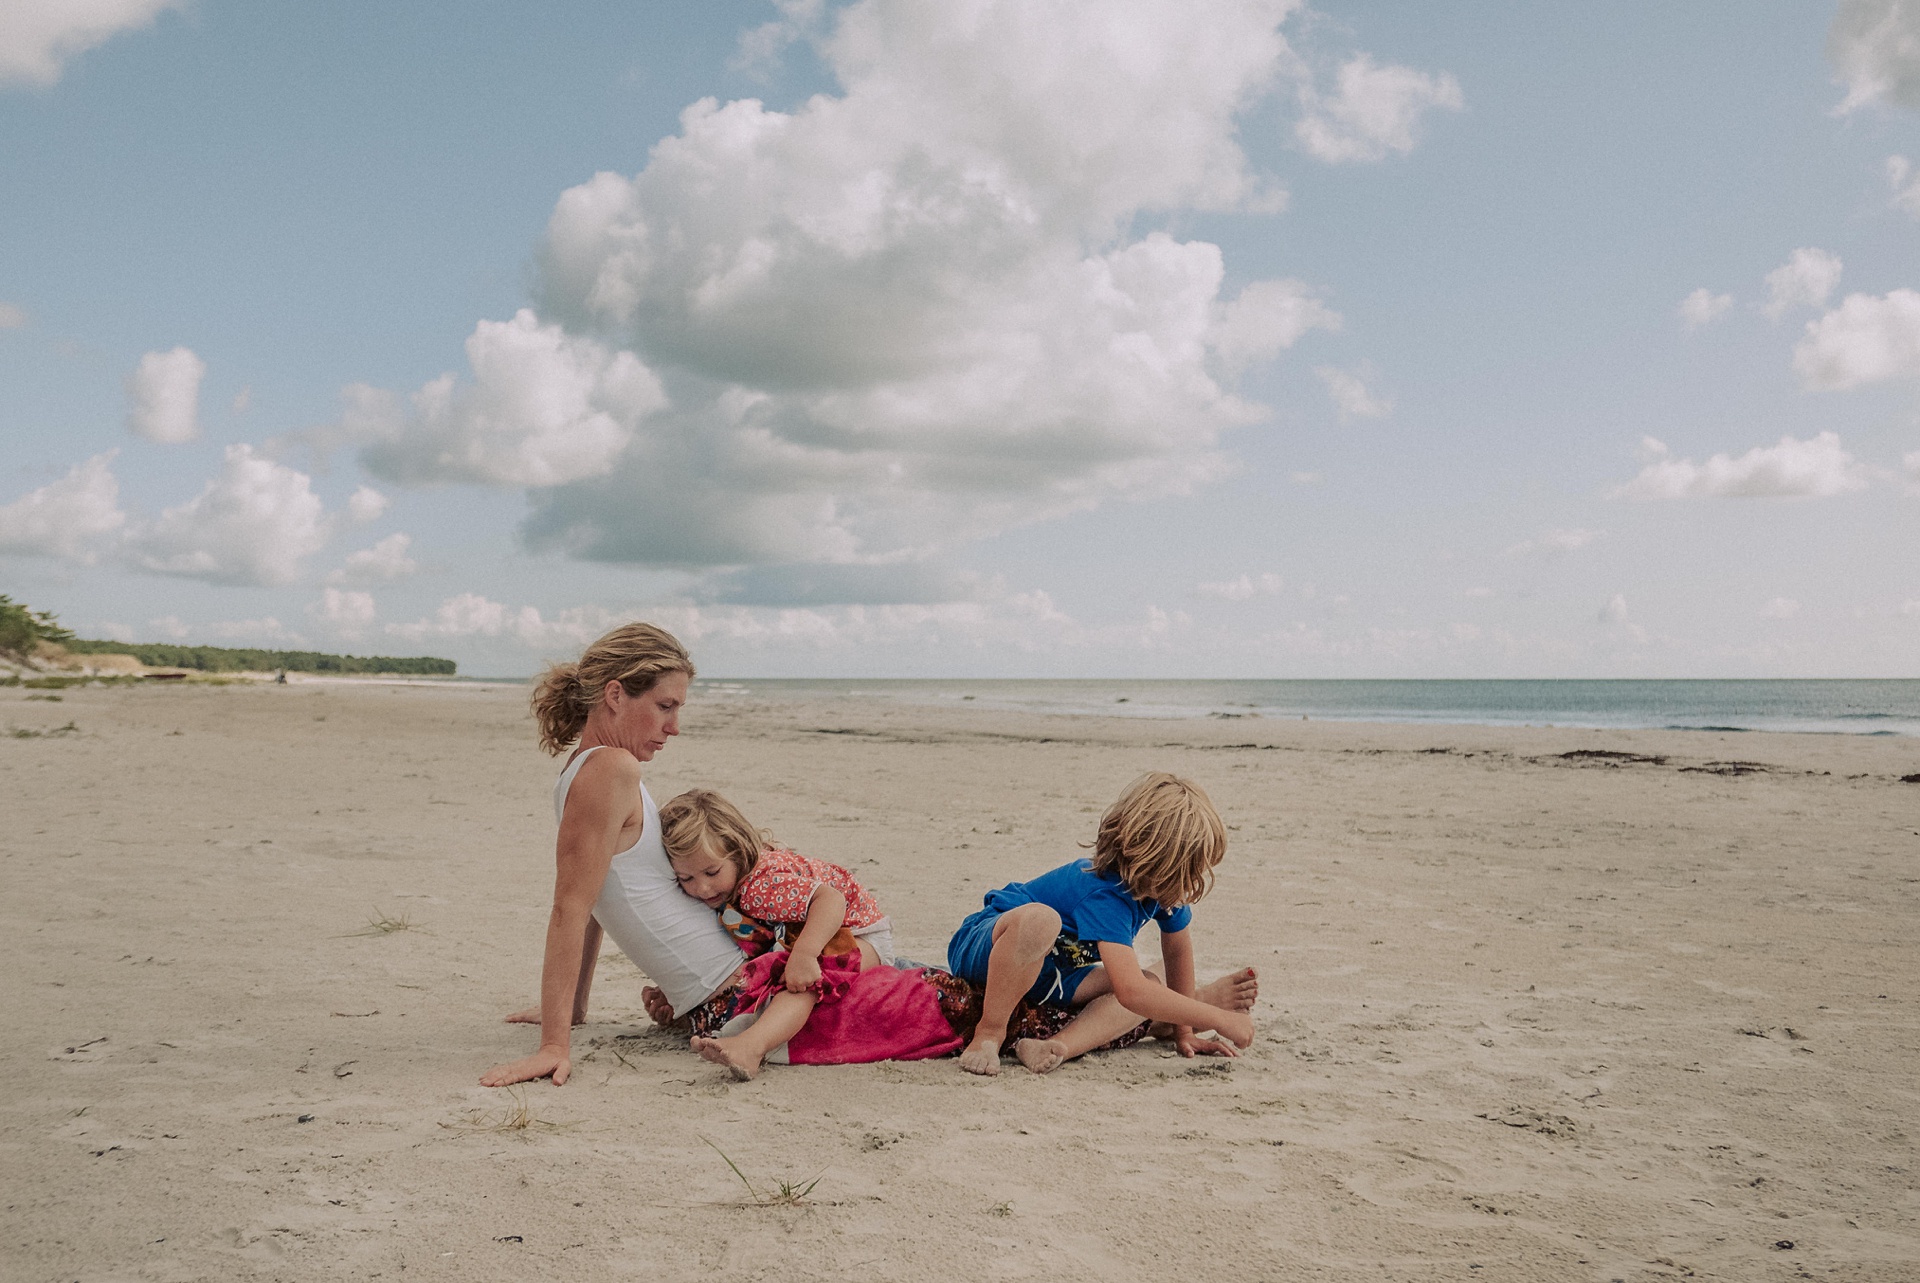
top-left (481, 622), bottom-right (744, 1087)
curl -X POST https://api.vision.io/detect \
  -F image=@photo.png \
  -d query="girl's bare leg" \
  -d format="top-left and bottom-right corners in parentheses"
top-left (691, 990), bottom-right (815, 1081)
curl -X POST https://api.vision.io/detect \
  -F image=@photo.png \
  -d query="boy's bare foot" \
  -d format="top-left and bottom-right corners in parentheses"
top-left (958, 1036), bottom-right (1002, 1076)
top-left (1014, 1038), bottom-right (1067, 1074)
top-left (1198, 966), bottom-right (1258, 1011)
top-left (691, 1035), bottom-right (762, 1082)
top-left (1150, 967), bottom-right (1260, 1040)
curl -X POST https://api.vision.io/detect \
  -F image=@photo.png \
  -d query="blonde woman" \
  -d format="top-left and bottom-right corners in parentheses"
top-left (481, 622), bottom-right (745, 1087)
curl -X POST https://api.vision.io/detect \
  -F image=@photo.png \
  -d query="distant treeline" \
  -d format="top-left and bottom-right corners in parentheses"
top-left (61, 637), bottom-right (457, 675)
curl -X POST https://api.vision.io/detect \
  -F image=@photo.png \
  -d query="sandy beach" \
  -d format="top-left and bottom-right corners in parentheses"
top-left (3, 679), bottom-right (1917, 1282)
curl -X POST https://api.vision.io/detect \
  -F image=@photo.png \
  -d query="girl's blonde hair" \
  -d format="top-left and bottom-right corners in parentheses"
top-left (529, 622), bottom-right (695, 755)
top-left (658, 789), bottom-right (769, 879)
top-left (1088, 772), bottom-right (1226, 908)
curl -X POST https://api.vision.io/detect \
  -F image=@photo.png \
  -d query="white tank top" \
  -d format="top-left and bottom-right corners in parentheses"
top-left (553, 747), bottom-right (741, 1018)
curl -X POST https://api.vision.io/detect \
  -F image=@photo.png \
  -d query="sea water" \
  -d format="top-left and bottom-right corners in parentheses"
top-left (691, 678), bottom-right (1920, 736)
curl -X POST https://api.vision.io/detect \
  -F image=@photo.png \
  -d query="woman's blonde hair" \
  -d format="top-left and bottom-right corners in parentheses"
top-left (529, 622), bottom-right (695, 755)
top-left (658, 789), bottom-right (768, 879)
top-left (1088, 772), bottom-right (1226, 908)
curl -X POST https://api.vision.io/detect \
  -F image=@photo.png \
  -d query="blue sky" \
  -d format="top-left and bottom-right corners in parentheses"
top-left (3, 0), bottom-right (1918, 677)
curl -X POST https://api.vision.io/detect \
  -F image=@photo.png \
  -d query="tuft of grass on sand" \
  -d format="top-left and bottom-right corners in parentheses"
top-left (9, 721), bottom-right (76, 739)
top-left (441, 1087), bottom-right (572, 1136)
top-left (702, 1138), bottom-right (823, 1206)
top-left (339, 909), bottom-right (420, 937)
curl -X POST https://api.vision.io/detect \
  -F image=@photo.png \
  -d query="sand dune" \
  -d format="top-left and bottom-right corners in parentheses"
top-left (3, 680), bottom-right (1916, 1280)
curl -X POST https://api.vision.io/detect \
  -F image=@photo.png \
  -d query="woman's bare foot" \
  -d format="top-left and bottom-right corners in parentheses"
top-left (958, 1035), bottom-right (1002, 1076)
top-left (691, 1035), bottom-right (763, 1081)
top-left (1014, 1038), bottom-right (1067, 1074)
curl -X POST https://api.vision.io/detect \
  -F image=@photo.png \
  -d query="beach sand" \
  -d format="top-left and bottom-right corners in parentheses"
top-left (3, 680), bottom-right (1916, 1281)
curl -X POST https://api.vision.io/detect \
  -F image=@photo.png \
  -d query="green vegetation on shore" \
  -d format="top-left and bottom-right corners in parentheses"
top-left (61, 639), bottom-right (458, 675)
top-left (2, 594), bottom-right (456, 675)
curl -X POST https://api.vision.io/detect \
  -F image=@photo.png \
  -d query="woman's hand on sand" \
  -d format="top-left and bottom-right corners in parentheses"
top-left (783, 952), bottom-right (822, 993)
top-left (1175, 1027), bottom-right (1240, 1058)
top-left (642, 985), bottom-right (676, 1027)
top-left (479, 1047), bottom-right (570, 1088)
top-left (505, 1006), bottom-right (586, 1026)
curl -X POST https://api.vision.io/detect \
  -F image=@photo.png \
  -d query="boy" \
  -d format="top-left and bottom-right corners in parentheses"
top-left (947, 772), bottom-right (1255, 1074)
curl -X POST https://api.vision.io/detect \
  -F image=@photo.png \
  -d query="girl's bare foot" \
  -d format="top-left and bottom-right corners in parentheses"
top-left (958, 1036), bottom-right (1002, 1076)
top-left (691, 1035), bottom-right (763, 1081)
top-left (1014, 1038), bottom-right (1067, 1074)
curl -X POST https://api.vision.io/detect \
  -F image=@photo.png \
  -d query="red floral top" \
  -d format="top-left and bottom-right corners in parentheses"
top-left (732, 848), bottom-right (885, 930)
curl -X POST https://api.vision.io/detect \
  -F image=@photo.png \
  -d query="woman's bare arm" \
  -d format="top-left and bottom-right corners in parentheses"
top-left (504, 917), bottom-right (603, 1025)
top-left (481, 751), bottom-right (636, 1086)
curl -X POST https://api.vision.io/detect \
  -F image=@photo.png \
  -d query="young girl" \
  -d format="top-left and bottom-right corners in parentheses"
top-left (659, 789), bottom-right (893, 1079)
top-left (946, 771), bottom-right (1256, 1075)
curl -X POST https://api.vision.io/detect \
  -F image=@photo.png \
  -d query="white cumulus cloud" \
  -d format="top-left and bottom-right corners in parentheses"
top-left (346, 485), bottom-right (389, 523)
top-left (486, 0), bottom-right (1335, 586)
top-left (1315, 365), bottom-right (1391, 420)
top-left (1829, 0), bottom-right (1920, 113)
top-left (1889, 155), bottom-right (1920, 216)
top-left (385, 593), bottom-right (615, 651)
top-left (125, 346), bottom-right (206, 444)
top-left (1505, 528), bottom-right (1604, 559)
top-left (1294, 54), bottom-right (1463, 164)
top-left (0, 0), bottom-right (183, 89)
top-left (0, 451), bottom-right (127, 562)
top-left (1613, 433), bottom-right (1867, 500)
top-left (1761, 248), bottom-right (1843, 319)
top-left (129, 445), bottom-right (331, 585)
top-left (1210, 278), bottom-right (1341, 373)
top-left (1759, 597), bottom-right (1801, 619)
top-left (326, 532), bottom-right (417, 585)
top-left (1195, 572), bottom-right (1283, 601)
top-left (1794, 289), bottom-right (1920, 389)
top-left (346, 309), bottom-right (667, 487)
top-left (1678, 288), bottom-right (1733, 330)
top-left (309, 588), bottom-right (376, 640)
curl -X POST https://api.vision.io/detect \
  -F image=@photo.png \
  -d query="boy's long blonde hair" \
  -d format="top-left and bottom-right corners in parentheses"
top-left (658, 789), bottom-right (770, 879)
top-left (1088, 772), bottom-right (1226, 908)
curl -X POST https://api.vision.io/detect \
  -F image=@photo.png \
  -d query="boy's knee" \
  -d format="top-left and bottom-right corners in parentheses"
top-left (995, 903), bottom-right (1062, 952)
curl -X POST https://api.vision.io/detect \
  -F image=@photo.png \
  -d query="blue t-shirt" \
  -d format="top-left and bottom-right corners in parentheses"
top-left (983, 858), bottom-right (1192, 945)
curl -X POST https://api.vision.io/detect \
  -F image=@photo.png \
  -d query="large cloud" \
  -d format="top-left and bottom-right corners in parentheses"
top-left (1612, 433), bottom-right (1866, 500)
top-left (1793, 289), bottom-right (1920, 389)
top-left (345, 1), bottom-right (1444, 598)
top-left (0, 0), bottom-right (182, 89)
top-left (130, 445), bottom-right (331, 585)
top-left (1829, 0), bottom-right (1920, 112)
top-left (0, 451), bottom-right (127, 562)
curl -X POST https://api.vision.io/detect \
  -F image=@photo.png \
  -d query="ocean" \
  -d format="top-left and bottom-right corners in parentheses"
top-left (691, 678), bottom-right (1920, 736)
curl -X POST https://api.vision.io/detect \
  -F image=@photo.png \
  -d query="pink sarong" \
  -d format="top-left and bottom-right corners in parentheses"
top-left (734, 950), bottom-right (963, 1064)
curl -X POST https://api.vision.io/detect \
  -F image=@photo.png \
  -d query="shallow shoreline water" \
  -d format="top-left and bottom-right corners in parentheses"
top-left (687, 677), bottom-right (1920, 736)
